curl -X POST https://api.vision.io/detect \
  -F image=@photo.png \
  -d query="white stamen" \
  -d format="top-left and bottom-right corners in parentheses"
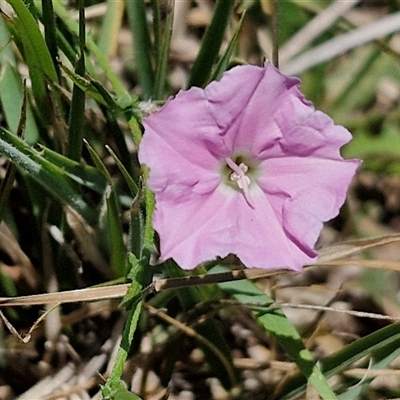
top-left (225, 158), bottom-right (255, 208)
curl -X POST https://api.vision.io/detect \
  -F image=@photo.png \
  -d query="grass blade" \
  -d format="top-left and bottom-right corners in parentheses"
top-left (0, 62), bottom-right (39, 144)
top-left (126, 0), bottom-right (155, 98)
top-left (37, 145), bottom-right (107, 192)
top-left (6, 0), bottom-right (59, 118)
top-left (278, 322), bottom-right (400, 399)
top-left (41, 0), bottom-right (59, 78)
top-left (0, 128), bottom-right (98, 224)
top-left (188, 0), bottom-right (235, 88)
top-left (211, 11), bottom-right (246, 82)
top-left (97, 0), bottom-right (125, 60)
top-left (153, 1), bottom-right (174, 100)
top-left (211, 265), bottom-right (337, 399)
top-left (105, 145), bottom-right (138, 197)
top-left (52, 1), bottom-right (133, 108)
top-left (67, 0), bottom-right (86, 161)
top-left (84, 140), bottom-right (127, 278)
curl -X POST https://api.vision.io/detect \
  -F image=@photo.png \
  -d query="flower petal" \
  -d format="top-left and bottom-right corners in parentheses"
top-left (154, 184), bottom-right (316, 271)
top-left (258, 156), bottom-right (360, 253)
top-left (231, 63), bottom-right (304, 154)
top-left (139, 88), bottom-right (223, 199)
top-left (228, 63), bottom-right (354, 162)
top-left (261, 103), bottom-right (354, 160)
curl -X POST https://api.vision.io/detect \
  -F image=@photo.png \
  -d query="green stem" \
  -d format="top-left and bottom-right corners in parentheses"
top-left (143, 167), bottom-right (155, 252)
top-left (108, 300), bottom-right (143, 382)
top-left (102, 299), bottom-right (143, 399)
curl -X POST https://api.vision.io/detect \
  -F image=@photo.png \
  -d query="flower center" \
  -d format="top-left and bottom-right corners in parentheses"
top-left (225, 157), bottom-right (255, 209)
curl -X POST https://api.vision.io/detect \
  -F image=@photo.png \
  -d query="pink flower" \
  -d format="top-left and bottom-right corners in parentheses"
top-left (138, 62), bottom-right (360, 271)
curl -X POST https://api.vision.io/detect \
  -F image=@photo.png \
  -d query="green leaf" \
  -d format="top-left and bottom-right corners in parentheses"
top-left (84, 140), bottom-right (127, 278)
top-left (0, 127), bottom-right (98, 224)
top-left (105, 185), bottom-right (128, 278)
top-left (106, 145), bottom-right (138, 197)
top-left (211, 265), bottom-right (337, 400)
top-left (126, 0), bottom-right (155, 98)
top-left (211, 11), bottom-right (246, 82)
top-left (67, 0), bottom-right (86, 162)
top-left (278, 322), bottom-right (400, 399)
top-left (97, 0), bottom-right (125, 60)
top-left (6, 0), bottom-right (59, 117)
top-left (60, 52), bottom-right (138, 114)
top-left (41, 0), bottom-right (59, 77)
top-left (84, 139), bottom-right (112, 183)
top-left (188, 0), bottom-right (236, 88)
top-left (152, 2), bottom-right (173, 100)
top-left (128, 193), bottom-right (144, 260)
top-left (59, 63), bottom-right (113, 107)
top-left (119, 253), bottom-right (147, 308)
top-left (337, 329), bottom-right (400, 399)
top-left (51, 1), bottom-right (133, 108)
top-left (67, 61), bottom-right (85, 161)
top-left (324, 322), bottom-right (400, 380)
top-left (102, 376), bottom-right (142, 400)
top-left (0, 13), bottom-right (39, 143)
top-left (37, 145), bottom-right (107, 192)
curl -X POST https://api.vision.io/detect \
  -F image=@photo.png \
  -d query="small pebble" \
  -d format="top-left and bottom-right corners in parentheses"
top-left (208, 377), bottom-right (229, 400)
top-left (243, 376), bottom-right (262, 391)
top-left (177, 389), bottom-right (195, 400)
top-left (247, 344), bottom-right (271, 364)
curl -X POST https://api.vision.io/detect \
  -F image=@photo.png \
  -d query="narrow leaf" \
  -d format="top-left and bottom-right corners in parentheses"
top-left (51, 1), bottom-right (133, 108)
top-left (126, 0), bottom-right (155, 98)
top-left (0, 13), bottom-right (39, 143)
top-left (83, 139), bottom-right (112, 182)
top-left (212, 265), bottom-right (337, 399)
top-left (102, 300), bottom-right (143, 399)
top-left (67, 0), bottom-right (86, 161)
top-left (0, 128), bottom-right (98, 224)
top-left (105, 185), bottom-right (128, 278)
top-left (60, 63), bottom-right (113, 107)
top-left (84, 140), bottom-right (127, 278)
top-left (6, 0), bottom-right (59, 115)
top-left (97, 0), bottom-right (125, 59)
top-left (106, 145), bottom-right (138, 197)
top-left (188, 0), bottom-right (236, 88)
top-left (278, 322), bottom-right (400, 399)
top-left (41, 0), bottom-right (59, 77)
top-left (211, 11), bottom-right (246, 82)
top-left (153, 1), bottom-right (174, 100)
top-left (37, 145), bottom-right (107, 192)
